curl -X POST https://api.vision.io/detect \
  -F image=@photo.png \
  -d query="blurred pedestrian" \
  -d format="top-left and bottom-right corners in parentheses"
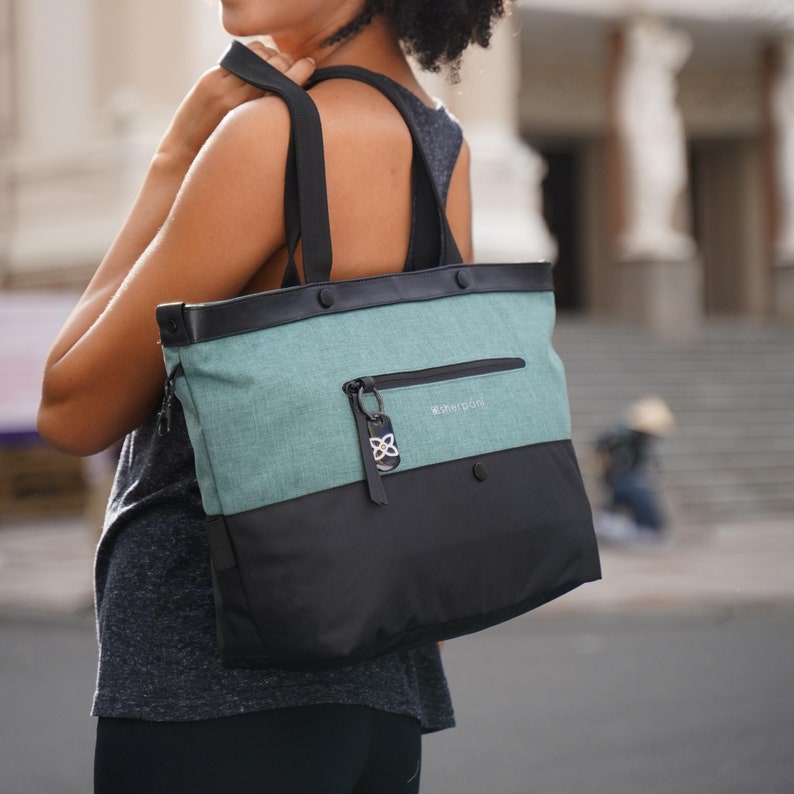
top-left (593, 396), bottom-right (675, 547)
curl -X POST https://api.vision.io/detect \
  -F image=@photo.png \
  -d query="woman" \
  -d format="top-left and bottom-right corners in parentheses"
top-left (38, 1), bottom-right (506, 791)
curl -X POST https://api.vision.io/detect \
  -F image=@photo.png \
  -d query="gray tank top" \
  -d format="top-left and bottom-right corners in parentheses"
top-left (93, 83), bottom-right (462, 731)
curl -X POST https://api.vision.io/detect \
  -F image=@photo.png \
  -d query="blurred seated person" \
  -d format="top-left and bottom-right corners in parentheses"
top-left (593, 396), bottom-right (675, 547)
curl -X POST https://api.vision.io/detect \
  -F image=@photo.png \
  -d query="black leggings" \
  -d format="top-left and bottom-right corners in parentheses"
top-left (94, 705), bottom-right (422, 794)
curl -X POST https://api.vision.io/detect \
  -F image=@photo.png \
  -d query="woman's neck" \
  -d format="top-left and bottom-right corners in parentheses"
top-left (274, 16), bottom-right (415, 87)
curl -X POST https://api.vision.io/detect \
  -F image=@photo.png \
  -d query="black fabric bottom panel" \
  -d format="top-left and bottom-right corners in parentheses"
top-left (207, 440), bottom-right (599, 671)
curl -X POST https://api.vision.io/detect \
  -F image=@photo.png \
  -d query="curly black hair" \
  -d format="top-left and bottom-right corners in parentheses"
top-left (325, 0), bottom-right (508, 76)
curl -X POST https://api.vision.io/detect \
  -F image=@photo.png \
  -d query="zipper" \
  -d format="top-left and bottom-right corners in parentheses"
top-left (343, 357), bottom-right (525, 505)
top-left (157, 363), bottom-right (184, 437)
top-left (359, 357), bottom-right (525, 391)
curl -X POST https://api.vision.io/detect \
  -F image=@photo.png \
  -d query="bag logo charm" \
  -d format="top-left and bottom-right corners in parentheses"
top-left (369, 432), bottom-right (399, 463)
top-left (367, 421), bottom-right (400, 471)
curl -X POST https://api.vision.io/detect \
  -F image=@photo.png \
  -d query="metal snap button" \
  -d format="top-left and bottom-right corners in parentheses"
top-left (319, 288), bottom-right (335, 308)
top-left (456, 270), bottom-right (471, 289)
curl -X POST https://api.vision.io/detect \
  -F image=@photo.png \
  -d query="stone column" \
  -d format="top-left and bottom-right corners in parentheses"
top-left (431, 14), bottom-right (556, 264)
top-left (612, 17), bottom-right (702, 339)
top-left (187, 0), bottom-right (234, 80)
top-left (770, 36), bottom-right (794, 321)
top-left (0, 0), bottom-right (14, 284)
top-left (15, 0), bottom-right (94, 156)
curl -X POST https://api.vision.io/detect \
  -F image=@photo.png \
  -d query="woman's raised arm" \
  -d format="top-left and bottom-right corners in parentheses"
top-left (37, 47), bottom-right (315, 456)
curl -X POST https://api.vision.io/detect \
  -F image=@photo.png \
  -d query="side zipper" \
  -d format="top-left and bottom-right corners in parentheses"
top-left (343, 357), bottom-right (525, 505)
top-left (157, 363), bottom-right (184, 437)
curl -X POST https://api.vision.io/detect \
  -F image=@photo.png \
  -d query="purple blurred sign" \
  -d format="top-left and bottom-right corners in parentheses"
top-left (0, 292), bottom-right (79, 444)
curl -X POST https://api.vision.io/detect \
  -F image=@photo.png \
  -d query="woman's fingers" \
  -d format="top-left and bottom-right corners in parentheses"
top-left (247, 41), bottom-right (291, 70)
top-left (243, 41), bottom-right (316, 86)
top-left (283, 56), bottom-right (316, 86)
top-left (160, 40), bottom-right (316, 166)
top-left (246, 39), bottom-right (280, 61)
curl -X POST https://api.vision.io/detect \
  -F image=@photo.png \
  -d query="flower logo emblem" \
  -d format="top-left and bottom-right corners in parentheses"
top-left (369, 433), bottom-right (399, 461)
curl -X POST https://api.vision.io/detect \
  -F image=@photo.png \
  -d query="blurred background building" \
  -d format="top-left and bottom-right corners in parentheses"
top-left (1, 0), bottom-right (793, 527)
top-left (4, 1), bottom-right (794, 320)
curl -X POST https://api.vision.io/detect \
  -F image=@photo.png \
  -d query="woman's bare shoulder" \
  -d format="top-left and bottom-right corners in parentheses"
top-left (308, 78), bottom-right (413, 140)
top-left (198, 92), bottom-right (293, 178)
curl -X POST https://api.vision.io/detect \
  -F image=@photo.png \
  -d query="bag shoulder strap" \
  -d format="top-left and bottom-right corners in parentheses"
top-left (219, 42), bottom-right (462, 285)
top-left (308, 65), bottom-right (463, 270)
top-left (220, 42), bottom-right (332, 283)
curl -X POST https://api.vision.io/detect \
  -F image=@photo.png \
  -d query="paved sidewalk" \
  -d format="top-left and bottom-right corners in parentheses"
top-left (543, 517), bottom-right (794, 616)
top-left (0, 515), bottom-right (793, 619)
top-left (0, 519), bottom-right (95, 616)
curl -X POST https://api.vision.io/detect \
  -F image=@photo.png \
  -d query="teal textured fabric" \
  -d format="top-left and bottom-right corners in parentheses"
top-left (164, 288), bottom-right (570, 517)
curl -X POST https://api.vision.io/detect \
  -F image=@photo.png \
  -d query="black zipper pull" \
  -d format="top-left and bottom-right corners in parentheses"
top-left (157, 363), bottom-right (183, 437)
top-left (344, 379), bottom-right (399, 505)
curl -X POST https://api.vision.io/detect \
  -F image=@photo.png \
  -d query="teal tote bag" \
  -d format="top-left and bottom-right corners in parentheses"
top-left (156, 43), bottom-right (600, 671)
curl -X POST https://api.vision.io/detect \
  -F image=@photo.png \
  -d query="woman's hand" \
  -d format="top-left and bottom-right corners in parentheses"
top-left (157, 41), bottom-right (316, 170)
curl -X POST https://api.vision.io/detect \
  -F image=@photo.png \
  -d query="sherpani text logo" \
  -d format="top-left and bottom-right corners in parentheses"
top-left (430, 398), bottom-right (486, 416)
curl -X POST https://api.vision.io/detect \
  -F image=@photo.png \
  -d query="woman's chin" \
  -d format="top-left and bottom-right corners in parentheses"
top-left (219, 9), bottom-right (254, 38)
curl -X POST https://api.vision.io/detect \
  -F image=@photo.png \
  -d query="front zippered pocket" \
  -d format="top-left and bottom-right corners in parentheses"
top-left (343, 357), bottom-right (525, 505)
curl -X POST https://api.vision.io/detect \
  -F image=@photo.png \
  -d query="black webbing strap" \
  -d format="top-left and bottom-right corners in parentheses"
top-left (308, 65), bottom-right (463, 268)
top-left (220, 42), bottom-right (463, 285)
top-left (280, 85), bottom-right (448, 286)
top-left (220, 42), bottom-right (332, 284)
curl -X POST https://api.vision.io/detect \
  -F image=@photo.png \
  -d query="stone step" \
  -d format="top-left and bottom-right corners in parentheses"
top-left (663, 436), bottom-right (794, 453)
top-left (576, 445), bottom-right (794, 479)
top-left (554, 319), bottom-right (794, 524)
top-left (673, 490), bottom-right (794, 516)
top-left (564, 368), bottom-right (790, 381)
top-left (574, 424), bottom-right (794, 443)
top-left (558, 341), bottom-right (794, 357)
top-left (570, 409), bottom-right (794, 433)
top-left (572, 412), bottom-right (790, 433)
top-left (554, 317), bottom-right (794, 340)
top-left (565, 374), bottom-right (793, 390)
top-left (564, 368), bottom-right (793, 384)
top-left (666, 468), bottom-right (794, 491)
top-left (658, 453), bottom-right (794, 474)
top-left (556, 342), bottom-right (794, 359)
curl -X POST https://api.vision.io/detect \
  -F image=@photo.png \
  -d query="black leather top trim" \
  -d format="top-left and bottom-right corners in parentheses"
top-left (158, 262), bottom-right (553, 346)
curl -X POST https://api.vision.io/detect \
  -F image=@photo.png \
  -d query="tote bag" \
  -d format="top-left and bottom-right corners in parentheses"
top-left (156, 42), bottom-right (600, 671)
